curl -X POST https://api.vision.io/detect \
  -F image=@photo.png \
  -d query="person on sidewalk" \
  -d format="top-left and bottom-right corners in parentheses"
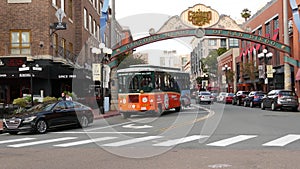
top-left (61, 92), bottom-right (66, 101)
top-left (66, 94), bottom-right (72, 101)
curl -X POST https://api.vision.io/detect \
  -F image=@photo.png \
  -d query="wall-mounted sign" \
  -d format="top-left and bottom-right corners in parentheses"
top-left (266, 65), bottom-right (273, 78)
top-left (180, 4), bottom-right (220, 28)
top-left (58, 75), bottom-right (76, 79)
top-left (3, 57), bottom-right (26, 67)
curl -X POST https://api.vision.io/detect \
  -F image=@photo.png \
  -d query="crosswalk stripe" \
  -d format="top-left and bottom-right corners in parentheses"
top-left (0, 138), bottom-right (36, 144)
top-left (101, 136), bottom-right (163, 147)
top-left (263, 134), bottom-right (300, 147)
top-left (207, 135), bottom-right (257, 147)
top-left (53, 137), bottom-right (117, 147)
top-left (153, 135), bottom-right (208, 147)
top-left (8, 137), bottom-right (77, 148)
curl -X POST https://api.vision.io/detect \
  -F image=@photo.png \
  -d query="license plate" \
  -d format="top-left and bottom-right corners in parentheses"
top-left (287, 99), bottom-right (292, 101)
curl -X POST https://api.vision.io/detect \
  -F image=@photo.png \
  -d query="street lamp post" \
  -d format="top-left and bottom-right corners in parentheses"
top-left (222, 64), bottom-right (231, 92)
top-left (258, 49), bottom-right (273, 93)
top-left (92, 43), bottom-right (112, 114)
top-left (19, 63), bottom-right (42, 107)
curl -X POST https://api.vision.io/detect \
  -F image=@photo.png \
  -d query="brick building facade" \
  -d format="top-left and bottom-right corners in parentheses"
top-left (237, 0), bottom-right (300, 95)
top-left (0, 0), bottom-right (126, 106)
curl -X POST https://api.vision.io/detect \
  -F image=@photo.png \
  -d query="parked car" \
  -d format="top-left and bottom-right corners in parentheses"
top-left (261, 89), bottom-right (299, 111)
top-left (243, 91), bottom-right (266, 108)
top-left (3, 100), bottom-right (94, 134)
top-left (232, 91), bottom-right (250, 106)
top-left (224, 93), bottom-right (235, 104)
top-left (197, 91), bottom-right (213, 104)
top-left (217, 92), bottom-right (227, 102)
top-left (211, 92), bottom-right (218, 102)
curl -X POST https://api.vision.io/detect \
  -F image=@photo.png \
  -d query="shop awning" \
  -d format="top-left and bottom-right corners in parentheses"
top-left (296, 69), bottom-right (300, 81)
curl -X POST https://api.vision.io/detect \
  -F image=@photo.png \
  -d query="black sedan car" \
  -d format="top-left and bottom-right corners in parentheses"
top-left (3, 100), bottom-right (94, 134)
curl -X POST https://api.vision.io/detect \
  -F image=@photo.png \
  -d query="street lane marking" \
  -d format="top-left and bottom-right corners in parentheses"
top-left (55, 131), bottom-right (147, 134)
top-left (263, 134), bottom-right (300, 147)
top-left (8, 137), bottom-right (77, 148)
top-left (86, 118), bottom-right (151, 131)
top-left (159, 111), bottom-right (214, 132)
top-left (207, 135), bottom-right (257, 147)
top-left (153, 135), bottom-right (209, 147)
top-left (54, 137), bottom-right (117, 147)
top-left (0, 138), bottom-right (36, 144)
top-left (101, 136), bottom-right (163, 147)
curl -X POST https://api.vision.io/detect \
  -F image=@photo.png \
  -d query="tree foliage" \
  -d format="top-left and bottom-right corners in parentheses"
top-left (241, 61), bottom-right (258, 90)
top-left (202, 48), bottom-right (228, 79)
top-left (241, 8), bottom-right (251, 21)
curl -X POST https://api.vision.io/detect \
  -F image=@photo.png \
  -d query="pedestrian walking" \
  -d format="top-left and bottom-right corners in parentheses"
top-left (61, 92), bottom-right (66, 101)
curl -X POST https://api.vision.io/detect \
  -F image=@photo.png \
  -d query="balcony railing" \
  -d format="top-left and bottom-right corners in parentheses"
top-left (2, 43), bottom-right (78, 66)
top-left (54, 45), bottom-right (78, 65)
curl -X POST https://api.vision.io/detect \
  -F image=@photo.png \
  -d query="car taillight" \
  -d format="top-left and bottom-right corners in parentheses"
top-left (294, 96), bottom-right (298, 100)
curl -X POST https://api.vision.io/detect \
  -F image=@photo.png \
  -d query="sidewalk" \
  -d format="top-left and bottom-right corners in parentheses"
top-left (92, 109), bottom-right (120, 120)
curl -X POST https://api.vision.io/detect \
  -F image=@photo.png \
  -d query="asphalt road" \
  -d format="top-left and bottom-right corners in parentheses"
top-left (1, 102), bottom-right (300, 169)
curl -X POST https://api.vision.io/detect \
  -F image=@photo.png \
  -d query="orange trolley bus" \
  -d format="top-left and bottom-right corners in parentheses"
top-left (117, 65), bottom-right (190, 118)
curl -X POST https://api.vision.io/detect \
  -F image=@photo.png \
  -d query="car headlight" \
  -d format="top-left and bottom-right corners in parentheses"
top-left (23, 116), bottom-right (37, 123)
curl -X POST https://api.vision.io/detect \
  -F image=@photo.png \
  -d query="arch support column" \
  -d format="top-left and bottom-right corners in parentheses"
top-left (284, 63), bottom-right (292, 90)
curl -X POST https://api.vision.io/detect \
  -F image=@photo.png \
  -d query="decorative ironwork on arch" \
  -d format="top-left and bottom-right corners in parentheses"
top-left (108, 28), bottom-right (291, 68)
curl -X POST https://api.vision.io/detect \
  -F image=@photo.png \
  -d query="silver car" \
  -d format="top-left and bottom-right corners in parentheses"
top-left (197, 91), bottom-right (212, 104)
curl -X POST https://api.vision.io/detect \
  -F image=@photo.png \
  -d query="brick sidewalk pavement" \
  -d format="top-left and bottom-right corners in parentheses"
top-left (92, 109), bottom-right (120, 119)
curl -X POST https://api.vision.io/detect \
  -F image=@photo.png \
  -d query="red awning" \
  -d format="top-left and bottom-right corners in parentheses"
top-left (296, 69), bottom-right (300, 81)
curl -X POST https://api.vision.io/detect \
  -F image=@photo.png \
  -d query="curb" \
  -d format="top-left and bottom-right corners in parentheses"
top-left (94, 113), bottom-right (121, 119)
top-left (93, 110), bottom-right (120, 120)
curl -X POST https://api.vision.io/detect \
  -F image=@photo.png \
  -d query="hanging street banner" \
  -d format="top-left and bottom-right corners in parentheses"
top-left (92, 63), bottom-right (101, 81)
top-left (266, 65), bottom-right (274, 78)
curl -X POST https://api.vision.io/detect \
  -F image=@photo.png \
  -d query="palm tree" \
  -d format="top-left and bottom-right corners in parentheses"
top-left (241, 8), bottom-right (251, 21)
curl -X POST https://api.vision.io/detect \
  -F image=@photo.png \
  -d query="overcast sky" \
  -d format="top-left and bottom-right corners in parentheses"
top-left (113, 0), bottom-right (272, 63)
top-left (115, 0), bottom-right (271, 22)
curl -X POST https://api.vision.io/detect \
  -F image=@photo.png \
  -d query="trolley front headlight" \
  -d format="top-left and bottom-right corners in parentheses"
top-left (142, 97), bottom-right (148, 103)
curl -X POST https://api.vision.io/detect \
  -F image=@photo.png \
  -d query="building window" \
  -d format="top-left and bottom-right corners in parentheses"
top-left (52, 0), bottom-right (56, 6)
top-left (258, 28), bottom-right (262, 36)
top-left (93, 20), bottom-right (96, 36)
top-left (10, 30), bottom-right (31, 55)
top-left (96, 0), bottom-right (99, 13)
top-left (273, 17), bottom-right (279, 29)
top-left (208, 39), bottom-right (217, 46)
top-left (89, 14), bottom-right (92, 33)
top-left (229, 38), bottom-right (238, 47)
top-left (8, 0), bottom-right (32, 3)
top-left (61, 38), bottom-right (66, 57)
top-left (69, 42), bottom-right (73, 53)
top-left (265, 22), bottom-right (270, 37)
top-left (53, 33), bottom-right (58, 56)
top-left (99, 0), bottom-right (103, 14)
top-left (84, 8), bottom-right (87, 29)
top-left (97, 25), bottom-right (100, 40)
top-left (68, 0), bottom-right (73, 20)
top-left (93, 0), bottom-right (96, 9)
top-left (220, 39), bottom-right (226, 47)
